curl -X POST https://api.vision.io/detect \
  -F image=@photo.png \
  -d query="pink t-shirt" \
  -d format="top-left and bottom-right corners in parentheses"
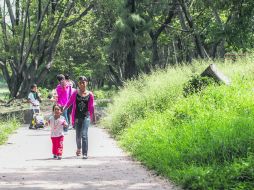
top-left (56, 84), bottom-right (72, 106)
top-left (48, 116), bottom-right (67, 137)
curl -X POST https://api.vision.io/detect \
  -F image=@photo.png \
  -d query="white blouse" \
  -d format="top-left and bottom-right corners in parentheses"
top-left (48, 116), bottom-right (67, 137)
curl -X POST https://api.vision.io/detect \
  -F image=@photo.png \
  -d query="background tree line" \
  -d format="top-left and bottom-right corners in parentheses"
top-left (0, 0), bottom-right (254, 97)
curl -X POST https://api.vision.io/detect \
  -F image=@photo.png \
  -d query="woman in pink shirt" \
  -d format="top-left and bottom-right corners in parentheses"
top-left (55, 74), bottom-right (73, 132)
top-left (64, 76), bottom-right (94, 159)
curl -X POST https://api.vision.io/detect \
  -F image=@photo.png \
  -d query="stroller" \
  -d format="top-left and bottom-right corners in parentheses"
top-left (29, 108), bottom-right (45, 129)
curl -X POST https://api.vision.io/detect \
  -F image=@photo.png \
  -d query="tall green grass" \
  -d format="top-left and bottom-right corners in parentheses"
top-left (0, 120), bottom-right (20, 145)
top-left (102, 62), bottom-right (203, 136)
top-left (0, 81), bottom-right (9, 100)
top-left (102, 58), bottom-right (254, 189)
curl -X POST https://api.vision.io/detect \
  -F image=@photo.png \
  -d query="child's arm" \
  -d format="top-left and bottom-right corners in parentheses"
top-left (62, 120), bottom-right (68, 128)
top-left (28, 99), bottom-right (38, 106)
top-left (45, 120), bottom-right (50, 127)
top-left (48, 89), bottom-right (58, 103)
top-left (48, 96), bottom-right (57, 103)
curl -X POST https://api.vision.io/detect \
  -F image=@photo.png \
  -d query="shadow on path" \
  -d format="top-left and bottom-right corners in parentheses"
top-left (0, 156), bottom-right (178, 190)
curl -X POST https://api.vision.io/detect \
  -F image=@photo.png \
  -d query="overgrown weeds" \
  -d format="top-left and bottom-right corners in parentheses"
top-left (102, 58), bottom-right (254, 189)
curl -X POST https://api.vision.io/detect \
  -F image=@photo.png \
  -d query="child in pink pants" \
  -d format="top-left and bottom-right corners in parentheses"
top-left (46, 105), bottom-right (68, 160)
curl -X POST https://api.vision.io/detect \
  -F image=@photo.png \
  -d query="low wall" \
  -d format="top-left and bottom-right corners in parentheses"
top-left (0, 100), bottom-right (108, 124)
top-left (0, 108), bottom-right (31, 123)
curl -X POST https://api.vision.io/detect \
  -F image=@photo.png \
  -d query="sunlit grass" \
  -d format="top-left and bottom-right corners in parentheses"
top-left (0, 120), bottom-right (20, 145)
top-left (0, 80), bottom-right (9, 100)
top-left (102, 58), bottom-right (254, 189)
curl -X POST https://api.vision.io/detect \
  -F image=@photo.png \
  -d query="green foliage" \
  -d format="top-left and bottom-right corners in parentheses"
top-left (183, 75), bottom-right (216, 97)
top-left (0, 119), bottom-right (20, 145)
top-left (102, 64), bottom-right (199, 136)
top-left (103, 59), bottom-right (254, 189)
top-left (0, 0), bottom-right (96, 97)
top-left (45, 1), bottom-right (121, 89)
top-left (173, 155), bottom-right (254, 190)
top-left (0, 79), bottom-right (9, 100)
top-left (0, 88), bottom-right (9, 101)
top-left (3, 0), bottom-right (254, 96)
top-left (38, 87), bottom-right (50, 99)
top-left (93, 88), bottom-right (116, 99)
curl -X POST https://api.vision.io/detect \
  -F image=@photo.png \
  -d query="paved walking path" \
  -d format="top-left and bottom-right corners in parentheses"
top-left (0, 122), bottom-right (179, 189)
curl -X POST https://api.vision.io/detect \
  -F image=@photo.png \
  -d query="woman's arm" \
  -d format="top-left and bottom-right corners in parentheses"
top-left (63, 90), bottom-right (77, 111)
top-left (88, 92), bottom-right (95, 122)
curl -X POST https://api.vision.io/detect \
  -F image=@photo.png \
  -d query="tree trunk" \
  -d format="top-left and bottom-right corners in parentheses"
top-left (0, 0), bottom-right (93, 98)
top-left (177, 5), bottom-right (192, 62)
top-left (15, 0), bottom-right (20, 25)
top-left (125, 41), bottom-right (137, 79)
top-left (207, 0), bottom-right (226, 58)
top-left (108, 64), bottom-right (124, 87)
top-left (125, 0), bottom-right (137, 79)
top-left (178, 0), bottom-right (206, 59)
top-left (149, 2), bottom-right (176, 67)
top-left (152, 37), bottom-right (159, 67)
top-left (201, 64), bottom-right (231, 85)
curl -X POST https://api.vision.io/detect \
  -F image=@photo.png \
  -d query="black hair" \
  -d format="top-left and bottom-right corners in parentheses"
top-left (47, 94), bottom-right (52, 99)
top-left (56, 74), bottom-right (65, 82)
top-left (52, 104), bottom-right (63, 112)
top-left (31, 84), bottom-right (37, 89)
top-left (78, 76), bottom-right (88, 82)
top-left (64, 74), bottom-right (70, 80)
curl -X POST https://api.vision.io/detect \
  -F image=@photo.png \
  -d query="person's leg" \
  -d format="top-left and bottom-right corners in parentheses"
top-left (67, 106), bottom-right (72, 128)
top-left (57, 136), bottom-right (64, 159)
top-left (29, 109), bottom-right (34, 128)
top-left (62, 109), bottom-right (69, 132)
top-left (75, 119), bottom-right (82, 155)
top-left (81, 116), bottom-right (90, 157)
top-left (51, 137), bottom-right (57, 158)
top-left (33, 109), bottom-right (40, 129)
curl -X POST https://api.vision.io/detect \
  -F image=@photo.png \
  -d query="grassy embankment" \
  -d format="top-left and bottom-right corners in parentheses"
top-left (0, 120), bottom-right (20, 145)
top-left (102, 58), bottom-right (254, 189)
top-left (0, 80), bottom-right (9, 101)
top-left (0, 81), bottom-right (21, 145)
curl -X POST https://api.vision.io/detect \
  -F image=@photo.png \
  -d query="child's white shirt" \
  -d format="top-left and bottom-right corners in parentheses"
top-left (28, 92), bottom-right (40, 109)
top-left (48, 115), bottom-right (67, 137)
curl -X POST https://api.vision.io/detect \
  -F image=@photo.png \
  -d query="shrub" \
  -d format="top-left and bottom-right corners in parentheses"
top-left (38, 87), bottom-right (50, 99)
top-left (183, 75), bottom-right (216, 97)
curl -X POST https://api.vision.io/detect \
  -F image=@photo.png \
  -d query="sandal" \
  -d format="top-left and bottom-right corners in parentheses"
top-left (76, 149), bottom-right (81, 156)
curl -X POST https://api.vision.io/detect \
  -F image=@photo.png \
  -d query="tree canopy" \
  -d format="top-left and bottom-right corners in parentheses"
top-left (1, 0), bottom-right (254, 97)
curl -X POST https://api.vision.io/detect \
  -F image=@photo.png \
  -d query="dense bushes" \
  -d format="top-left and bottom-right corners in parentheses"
top-left (102, 59), bottom-right (254, 189)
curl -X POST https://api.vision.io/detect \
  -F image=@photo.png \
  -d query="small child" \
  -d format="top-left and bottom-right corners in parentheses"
top-left (46, 105), bottom-right (68, 160)
top-left (28, 84), bottom-right (41, 128)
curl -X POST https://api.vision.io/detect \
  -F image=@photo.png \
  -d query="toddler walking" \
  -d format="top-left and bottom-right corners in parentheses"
top-left (46, 105), bottom-right (68, 160)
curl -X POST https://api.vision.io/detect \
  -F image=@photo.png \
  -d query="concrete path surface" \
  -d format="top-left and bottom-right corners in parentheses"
top-left (0, 123), bottom-right (179, 190)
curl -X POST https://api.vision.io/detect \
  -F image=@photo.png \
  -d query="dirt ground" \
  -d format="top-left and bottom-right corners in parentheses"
top-left (0, 113), bottom-right (180, 190)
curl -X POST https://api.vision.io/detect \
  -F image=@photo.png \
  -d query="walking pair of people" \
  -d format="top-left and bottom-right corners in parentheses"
top-left (47, 76), bottom-right (94, 159)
